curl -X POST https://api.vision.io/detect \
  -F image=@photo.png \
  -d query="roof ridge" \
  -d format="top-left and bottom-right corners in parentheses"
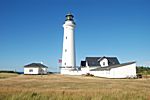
top-left (24, 63), bottom-right (48, 68)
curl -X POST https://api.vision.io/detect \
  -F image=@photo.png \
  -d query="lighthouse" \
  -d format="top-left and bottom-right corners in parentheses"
top-left (61, 13), bottom-right (76, 74)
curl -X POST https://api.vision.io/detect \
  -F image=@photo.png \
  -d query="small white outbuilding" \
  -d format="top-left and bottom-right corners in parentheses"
top-left (24, 63), bottom-right (48, 75)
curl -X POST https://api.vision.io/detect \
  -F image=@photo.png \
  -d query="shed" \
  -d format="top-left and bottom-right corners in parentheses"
top-left (24, 63), bottom-right (48, 75)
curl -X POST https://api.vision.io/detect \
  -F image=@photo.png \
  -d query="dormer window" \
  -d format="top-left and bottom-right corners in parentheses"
top-left (100, 58), bottom-right (108, 67)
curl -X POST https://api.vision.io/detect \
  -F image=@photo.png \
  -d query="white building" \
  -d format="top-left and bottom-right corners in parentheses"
top-left (80, 56), bottom-right (137, 78)
top-left (24, 63), bottom-right (48, 75)
top-left (60, 13), bottom-right (137, 78)
top-left (61, 13), bottom-right (76, 74)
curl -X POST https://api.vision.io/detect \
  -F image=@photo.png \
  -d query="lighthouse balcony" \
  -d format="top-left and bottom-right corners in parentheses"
top-left (60, 66), bottom-right (76, 69)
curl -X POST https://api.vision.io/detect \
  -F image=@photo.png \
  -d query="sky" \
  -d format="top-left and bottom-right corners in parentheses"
top-left (0, 0), bottom-right (150, 72)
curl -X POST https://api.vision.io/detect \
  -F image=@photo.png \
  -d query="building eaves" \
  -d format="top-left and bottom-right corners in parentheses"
top-left (24, 63), bottom-right (48, 68)
top-left (90, 61), bottom-right (136, 71)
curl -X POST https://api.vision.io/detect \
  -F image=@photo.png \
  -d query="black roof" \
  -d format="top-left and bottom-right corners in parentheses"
top-left (104, 57), bottom-right (120, 66)
top-left (85, 56), bottom-right (120, 67)
top-left (24, 63), bottom-right (48, 68)
top-left (80, 61), bottom-right (86, 66)
top-left (90, 62), bottom-right (136, 71)
top-left (65, 13), bottom-right (74, 18)
top-left (86, 57), bottom-right (100, 66)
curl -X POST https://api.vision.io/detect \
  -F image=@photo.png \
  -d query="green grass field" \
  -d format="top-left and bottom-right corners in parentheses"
top-left (0, 73), bottom-right (150, 100)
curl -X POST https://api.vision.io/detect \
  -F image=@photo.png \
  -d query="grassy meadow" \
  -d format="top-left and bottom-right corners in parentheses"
top-left (0, 73), bottom-right (150, 100)
top-left (0, 73), bottom-right (18, 79)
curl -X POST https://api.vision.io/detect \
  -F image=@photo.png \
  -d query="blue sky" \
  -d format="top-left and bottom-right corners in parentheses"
top-left (0, 0), bottom-right (150, 72)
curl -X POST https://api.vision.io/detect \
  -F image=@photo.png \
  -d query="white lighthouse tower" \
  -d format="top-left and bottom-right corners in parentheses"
top-left (61, 13), bottom-right (76, 74)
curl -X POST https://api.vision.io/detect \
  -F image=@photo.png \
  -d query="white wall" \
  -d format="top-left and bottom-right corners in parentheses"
top-left (81, 66), bottom-right (98, 74)
top-left (24, 67), bottom-right (48, 75)
top-left (90, 63), bottom-right (136, 78)
top-left (90, 70), bottom-right (110, 78)
top-left (81, 67), bottom-right (90, 73)
top-left (24, 68), bottom-right (39, 74)
top-left (109, 63), bottom-right (136, 78)
top-left (41, 68), bottom-right (48, 74)
top-left (61, 68), bottom-right (83, 75)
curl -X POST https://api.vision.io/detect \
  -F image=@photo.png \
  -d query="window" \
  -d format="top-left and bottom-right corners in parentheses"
top-left (103, 62), bottom-right (105, 66)
top-left (65, 49), bottom-right (67, 52)
top-left (29, 69), bottom-right (33, 72)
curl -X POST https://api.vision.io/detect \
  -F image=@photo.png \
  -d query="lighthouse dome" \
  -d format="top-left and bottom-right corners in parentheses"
top-left (65, 13), bottom-right (74, 21)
